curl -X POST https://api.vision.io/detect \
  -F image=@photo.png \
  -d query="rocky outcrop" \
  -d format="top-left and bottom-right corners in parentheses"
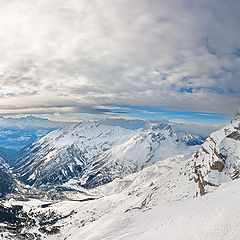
top-left (188, 113), bottom-right (240, 196)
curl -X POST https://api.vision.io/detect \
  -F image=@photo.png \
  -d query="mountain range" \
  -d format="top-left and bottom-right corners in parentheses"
top-left (12, 121), bottom-right (204, 190)
top-left (0, 114), bottom-right (239, 239)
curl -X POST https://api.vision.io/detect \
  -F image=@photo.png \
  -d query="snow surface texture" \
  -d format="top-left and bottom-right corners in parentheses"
top-left (13, 121), bottom-right (204, 190)
top-left (65, 180), bottom-right (240, 240)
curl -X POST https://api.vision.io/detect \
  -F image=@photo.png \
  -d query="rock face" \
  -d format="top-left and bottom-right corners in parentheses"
top-left (0, 169), bottom-right (14, 198)
top-left (187, 114), bottom-right (240, 196)
top-left (0, 155), bottom-right (15, 198)
top-left (13, 121), bottom-right (204, 190)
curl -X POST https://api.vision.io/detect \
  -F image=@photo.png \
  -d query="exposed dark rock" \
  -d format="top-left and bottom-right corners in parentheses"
top-left (210, 161), bottom-right (224, 172)
top-left (226, 131), bottom-right (240, 141)
top-left (0, 169), bottom-right (14, 198)
top-left (39, 226), bottom-right (60, 235)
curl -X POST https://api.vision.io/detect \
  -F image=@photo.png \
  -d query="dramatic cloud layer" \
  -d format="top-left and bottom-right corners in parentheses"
top-left (0, 0), bottom-right (239, 117)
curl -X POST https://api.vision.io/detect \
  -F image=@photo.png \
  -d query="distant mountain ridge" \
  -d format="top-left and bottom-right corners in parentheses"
top-left (0, 115), bottom-right (71, 129)
top-left (0, 115), bottom-right (219, 151)
top-left (0, 116), bottom-right (72, 150)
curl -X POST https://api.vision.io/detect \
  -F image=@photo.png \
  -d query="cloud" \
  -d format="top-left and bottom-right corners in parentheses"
top-left (0, 0), bottom-right (239, 117)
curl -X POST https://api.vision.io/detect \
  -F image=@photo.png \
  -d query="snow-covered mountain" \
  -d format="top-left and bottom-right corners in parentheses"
top-left (13, 121), bottom-right (204, 190)
top-left (100, 117), bottom-right (220, 136)
top-left (147, 112), bottom-right (240, 198)
top-left (1, 115), bottom-right (240, 239)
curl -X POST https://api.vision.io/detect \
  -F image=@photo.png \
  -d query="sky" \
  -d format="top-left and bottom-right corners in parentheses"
top-left (0, 0), bottom-right (239, 124)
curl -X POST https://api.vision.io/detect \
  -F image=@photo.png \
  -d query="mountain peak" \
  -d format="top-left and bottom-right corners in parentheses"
top-left (151, 122), bottom-right (171, 131)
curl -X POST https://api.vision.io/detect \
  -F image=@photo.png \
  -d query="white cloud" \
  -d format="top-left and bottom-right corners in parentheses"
top-left (0, 0), bottom-right (239, 116)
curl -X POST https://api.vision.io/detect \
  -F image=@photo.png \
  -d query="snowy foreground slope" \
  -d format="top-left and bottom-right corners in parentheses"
top-left (13, 121), bottom-right (203, 190)
top-left (57, 180), bottom-right (240, 240)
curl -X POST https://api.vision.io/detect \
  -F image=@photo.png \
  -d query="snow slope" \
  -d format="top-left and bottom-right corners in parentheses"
top-left (70, 179), bottom-right (240, 240)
